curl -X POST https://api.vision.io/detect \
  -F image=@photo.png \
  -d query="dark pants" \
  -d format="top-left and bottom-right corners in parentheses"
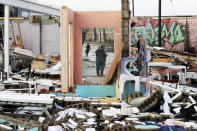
top-left (85, 50), bottom-right (89, 57)
top-left (96, 60), bottom-right (101, 75)
top-left (100, 62), bottom-right (105, 75)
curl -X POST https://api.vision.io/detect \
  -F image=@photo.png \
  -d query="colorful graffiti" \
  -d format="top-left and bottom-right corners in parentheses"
top-left (131, 17), bottom-right (197, 53)
top-left (134, 21), bottom-right (185, 46)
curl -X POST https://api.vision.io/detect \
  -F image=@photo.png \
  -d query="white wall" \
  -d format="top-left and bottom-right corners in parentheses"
top-left (41, 24), bottom-right (60, 55)
top-left (11, 21), bottom-right (60, 55)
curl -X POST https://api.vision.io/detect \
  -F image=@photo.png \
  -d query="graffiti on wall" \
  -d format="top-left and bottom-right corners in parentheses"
top-left (133, 21), bottom-right (186, 52)
top-left (131, 18), bottom-right (196, 53)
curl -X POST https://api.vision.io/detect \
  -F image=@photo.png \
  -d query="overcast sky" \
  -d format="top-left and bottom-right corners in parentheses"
top-left (39, 0), bottom-right (197, 16)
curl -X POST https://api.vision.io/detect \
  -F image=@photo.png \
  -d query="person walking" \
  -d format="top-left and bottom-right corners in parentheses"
top-left (85, 43), bottom-right (91, 58)
top-left (100, 45), bottom-right (107, 76)
top-left (95, 45), bottom-right (102, 76)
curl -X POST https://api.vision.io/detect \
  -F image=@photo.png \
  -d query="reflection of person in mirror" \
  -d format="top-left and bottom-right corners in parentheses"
top-left (85, 43), bottom-right (91, 58)
top-left (95, 45), bottom-right (107, 76)
top-left (96, 45), bottom-right (102, 76)
top-left (100, 45), bottom-right (107, 76)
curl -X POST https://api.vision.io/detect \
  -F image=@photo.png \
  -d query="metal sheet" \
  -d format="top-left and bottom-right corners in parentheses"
top-left (0, 0), bottom-right (60, 16)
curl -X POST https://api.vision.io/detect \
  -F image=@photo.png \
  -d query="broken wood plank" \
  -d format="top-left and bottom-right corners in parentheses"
top-left (69, 23), bottom-right (74, 88)
top-left (60, 6), bottom-right (68, 92)
top-left (14, 47), bottom-right (36, 58)
top-left (103, 43), bottom-right (124, 85)
top-left (0, 115), bottom-right (38, 128)
top-left (17, 22), bottom-right (24, 49)
top-left (36, 55), bottom-right (59, 63)
top-left (10, 20), bottom-right (16, 48)
top-left (116, 61), bottom-right (122, 99)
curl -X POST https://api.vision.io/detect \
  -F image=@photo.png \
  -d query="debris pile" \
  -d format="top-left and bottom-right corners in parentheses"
top-left (0, 92), bottom-right (55, 130)
top-left (46, 96), bottom-right (136, 131)
top-left (0, 16), bottom-right (197, 130)
top-left (44, 94), bottom-right (197, 130)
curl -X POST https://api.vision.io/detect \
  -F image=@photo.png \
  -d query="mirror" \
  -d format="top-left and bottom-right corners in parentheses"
top-left (82, 28), bottom-right (114, 84)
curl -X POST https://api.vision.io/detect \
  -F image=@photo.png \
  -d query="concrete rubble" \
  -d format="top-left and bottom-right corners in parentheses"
top-left (0, 45), bottom-right (196, 130)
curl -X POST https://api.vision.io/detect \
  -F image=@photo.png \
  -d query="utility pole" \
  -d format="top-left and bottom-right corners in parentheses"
top-left (129, 0), bottom-right (135, 57)
top-left (158, 0), bottom-right (162, 47)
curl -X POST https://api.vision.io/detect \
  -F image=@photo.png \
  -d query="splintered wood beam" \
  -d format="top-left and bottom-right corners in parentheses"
top-left (17, 22), bottom-right (24, 49)
top-left (10, 20), bottom-right (16, 47)
top-left (103, 43), bottom-right (124, 85)
top-left (116, 61), bottom-right (122, 99)
top-left (69, 24), bottom-right (74, 88)
top-left (61, 6), bottom-right (68, 93)
top-left (0, 115), bottom-right (37, 128)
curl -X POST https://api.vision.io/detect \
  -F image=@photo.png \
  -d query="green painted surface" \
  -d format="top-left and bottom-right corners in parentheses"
top-left (134, 22), bottom-right (185, 46)
top-left (122, 81), bottom-right (146, 99)
top-left (51, 82), bottom-right (145, 99)
top-left (75, 85), bottom-right (116, 98)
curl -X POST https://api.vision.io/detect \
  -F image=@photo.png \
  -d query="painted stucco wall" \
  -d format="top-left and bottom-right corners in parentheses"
top-left (73, 11), bottom-right (122, 84)
top-left (131, 17), bottom-right (197, 53)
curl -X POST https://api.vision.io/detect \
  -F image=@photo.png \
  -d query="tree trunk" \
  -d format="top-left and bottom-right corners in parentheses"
top-left (93, 28), bottom-right (97, 41)
top-left (103, 28), bottom-right (106, 42)
top-left (82, 29), bottom-right (88, 45)
top-left (99, 29), bottom-right (102, 44)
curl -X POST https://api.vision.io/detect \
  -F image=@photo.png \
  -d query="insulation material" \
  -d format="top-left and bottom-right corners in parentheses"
top-left (102, 107), bottom-right (121, 119)
top-left (0, 92), bottom-right (54, 104)
top-left (48, 126), bottom-right (63, 131)
top-left (0, 124), bottom-right (13, 130)
top-left (14, 47), bottom-right (36, 58)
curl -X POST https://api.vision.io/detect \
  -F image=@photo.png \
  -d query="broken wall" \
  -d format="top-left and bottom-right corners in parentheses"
top-left (10, 20), bottom-right (60, 55)
top-left (131, 17), bottom-right (197, 53)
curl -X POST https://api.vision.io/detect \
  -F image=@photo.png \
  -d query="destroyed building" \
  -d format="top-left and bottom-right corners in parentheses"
top-left (0, 0), bottom-right (196, 131)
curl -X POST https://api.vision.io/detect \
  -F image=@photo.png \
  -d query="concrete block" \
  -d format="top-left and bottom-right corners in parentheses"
top-left (122, 35), bottom-right (129, 43)
top-left (28, 15), bottom-right (34, 20)
top-left (41, 24), bottom-right (60, 55)
top-left (137, 90), bottom-right (161, 112)
top-left (32, 24), bottom-right (41, 55)
top-left (122, 2), bottom-right (129, 10)
top-left (122, 10), bottom-right (130, 19)
top-left (123, 27), bottom-right (129, 34)
top-left (122, 20), bottom-right (129, 27)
